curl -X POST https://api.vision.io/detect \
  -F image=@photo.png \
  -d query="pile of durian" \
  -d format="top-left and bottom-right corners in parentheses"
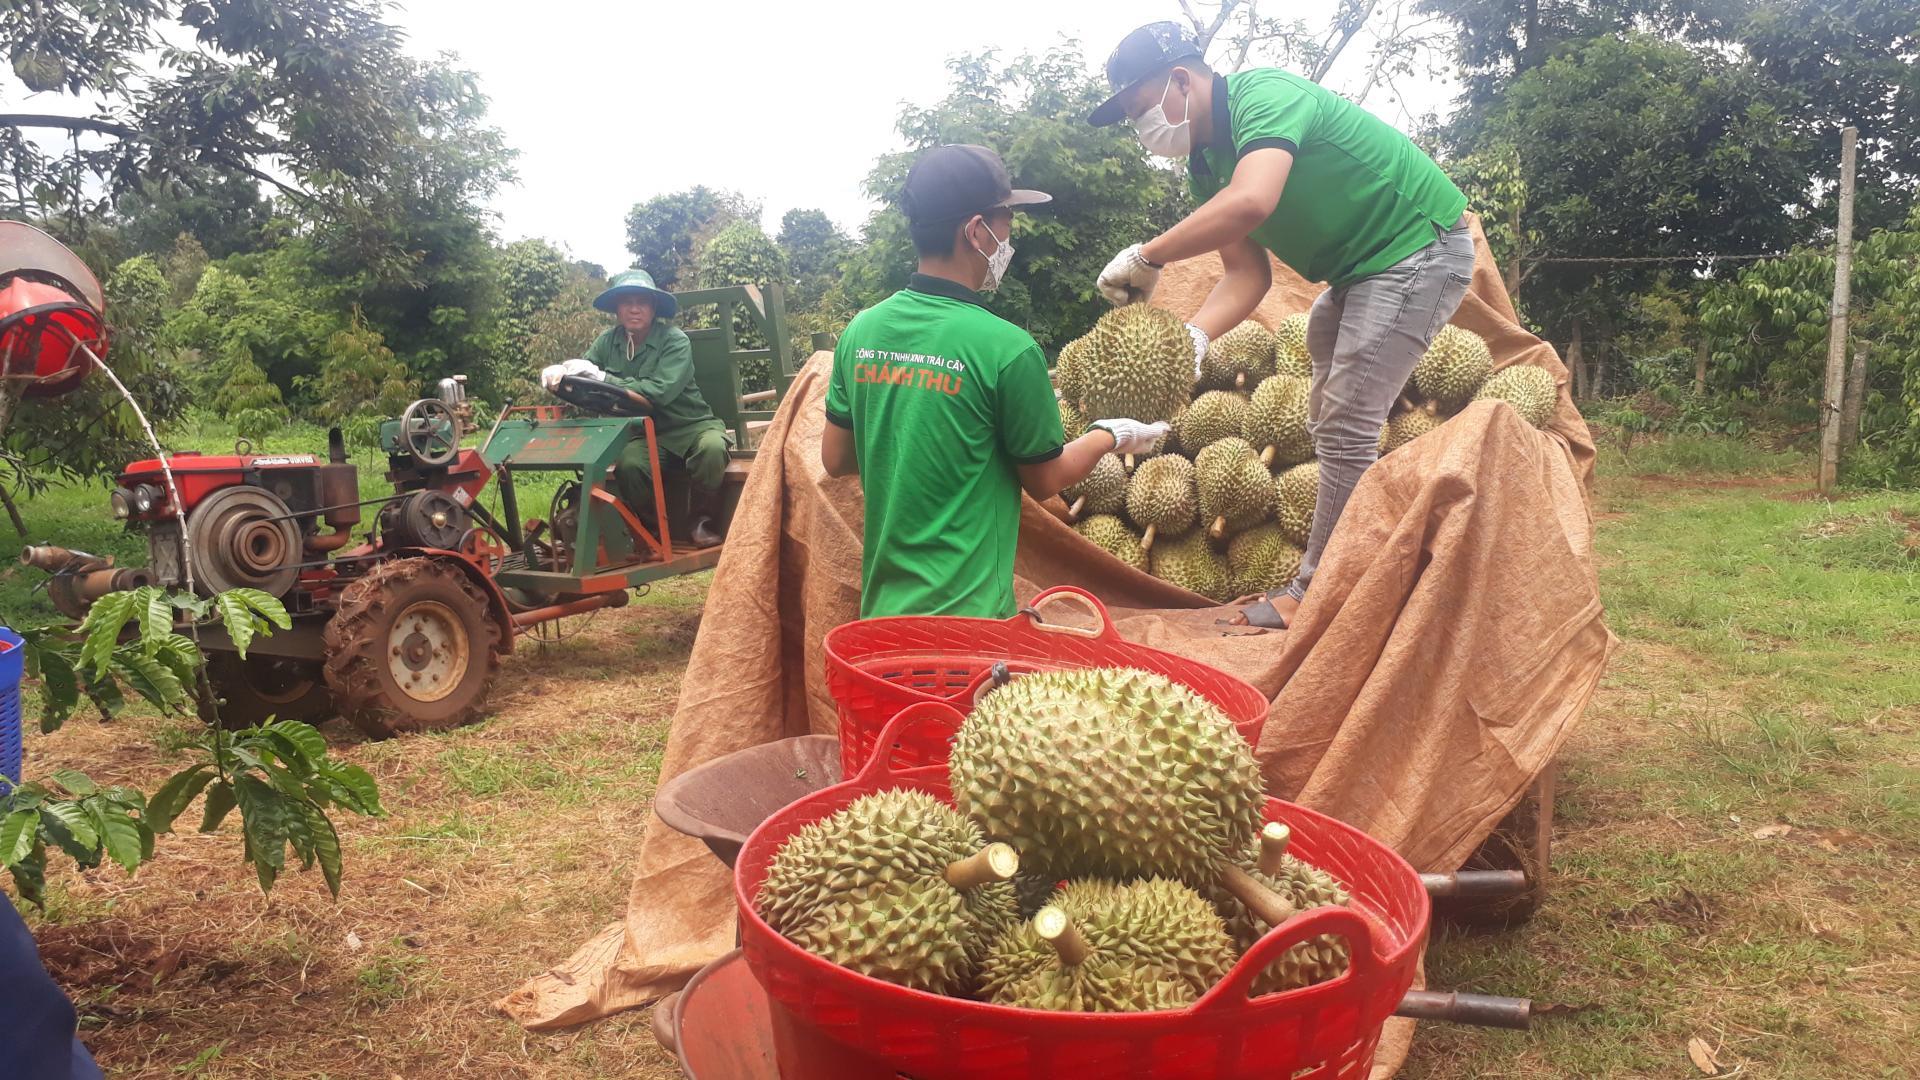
top-left (1053, 305), bottom-right (1557, 602)
top-left (759, 667), bottom-right (1353, 1013)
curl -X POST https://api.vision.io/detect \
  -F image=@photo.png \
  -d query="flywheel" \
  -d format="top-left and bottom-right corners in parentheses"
top-left (185, 485), bottom-right (302, 596)
top-left (198, 651), bottom-right (333, 730)
top-left (322, 557), bottom-right (502, 738)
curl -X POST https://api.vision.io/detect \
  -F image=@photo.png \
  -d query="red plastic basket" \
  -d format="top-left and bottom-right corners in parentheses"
top-left (824, 586), bottom-right (1270, 776)
top-left (736, 703), bottom-right (1431, 1080)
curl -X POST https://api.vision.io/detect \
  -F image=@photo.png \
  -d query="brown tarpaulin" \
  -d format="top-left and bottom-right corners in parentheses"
top-left (499, 217), bottom-right (1613, 1074)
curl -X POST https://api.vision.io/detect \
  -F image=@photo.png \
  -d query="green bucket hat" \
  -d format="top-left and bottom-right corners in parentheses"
top-left (594, 269), bottom-right (678, 319)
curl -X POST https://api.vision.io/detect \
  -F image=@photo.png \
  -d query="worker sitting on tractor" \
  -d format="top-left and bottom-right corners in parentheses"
top-left (820, 144), bottom-right (1170, 618)
top-left (541, 269), bottom-right (731, 548)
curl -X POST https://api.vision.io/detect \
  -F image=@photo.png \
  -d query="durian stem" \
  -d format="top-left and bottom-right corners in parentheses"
top-left (1235, 372), bottom-right (1246, 391)
top-left (1123, 453), bottom-right (1137, 473)
top-left (1068, 495), bottom-right (1087, 521)
top-left (1223, 865), bottom-right (1297, 928)
top-left (944, 843), bottom-right (1020, 891)
top-left (1209, 515), bottom-right (1228, 540)
top-left (1034, 906), bottom-right (1090, 966)
top-left (1259, 445), bottom-right (1276, 468)
top-left (1257, 822), bottom-right (1293, 876)
top-left (1140, 524), bottom-right (1158, 552)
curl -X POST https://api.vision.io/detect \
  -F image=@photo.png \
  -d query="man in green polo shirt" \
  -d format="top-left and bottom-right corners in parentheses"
top-left (540, 269), bottom-right (731, 548)
top-left (1089, 21), bottom-right (1477, 629)
top-left (820, 144), bottom-right (1169, 619)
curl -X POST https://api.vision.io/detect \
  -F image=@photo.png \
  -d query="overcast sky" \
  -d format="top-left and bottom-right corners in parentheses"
top-left (393, 0), bottom-right (1457, 272)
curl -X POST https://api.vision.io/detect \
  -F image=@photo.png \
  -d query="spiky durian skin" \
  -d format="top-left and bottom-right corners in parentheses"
top-left (1175, 390), bottom-right (1251, 454)
top-left (1473, 364), bottom-right (1558, 429)
top-left (1273, 313), bottom-right (1313, 378)
top-left (759, 789), bottom-right (1018, 995)
top-left (1065, 453), bottom-right (1129, 516)
top-left (1058, 396), bottom-right (1086, 441)
top-left (1079, 305), bottom-right (1196, 423)
top-left (980, 878), bottom-right (1238, 1012)
top-left (1411, 324), bottom-right (1492, 410)
top-left (1204, 843), bottom-right (1352, 996)
top-left (1195, 437), bottom-right (1275, 538)
top-left (1379, 403), bottom-right (1443, 455)
top-left (1125, 454), bottom-right (1197, 540)
top-left (1054, 337), bottom-right (1090, 408)
top-left (1074, 514), bottom-right (1148, 572)
top-left (1227, 525), bottom-right (1303, 598)
top-left (1151, 529), bottom-right (1232, 601)
top-left (1200, 321), bottom-right (1277, 392)
top-left (1244, 375), bottom-right (1314, 468)
top-left (950, 668), bottom-right (1264, 885)
top-left (1274, 461), bottom-right (1319, 547)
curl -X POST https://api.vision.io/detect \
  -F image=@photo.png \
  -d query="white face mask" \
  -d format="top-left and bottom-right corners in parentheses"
top-left (971, 219), bottom-right (1014, 292)
top-left (1135, 75), bottom-right (1192, 158)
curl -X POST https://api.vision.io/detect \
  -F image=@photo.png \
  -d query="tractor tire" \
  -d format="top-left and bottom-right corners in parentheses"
top-left (198, 652), bottom-right (334, 730)
top-left (322, 557), bottom-right (503, 739)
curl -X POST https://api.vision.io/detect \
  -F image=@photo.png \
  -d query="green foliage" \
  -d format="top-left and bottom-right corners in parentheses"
top-left (776, 208), bottom-right (851, 312)
top-left (624, 187), bottom-right (760, 288)
top-left (167, 255), bottom-right (343, 397)
top-left (303, 314), bottom-right (417, 438)
top-left (210, 351), bottom-right (292, 444)
top-left (6, 588), bottom-right (380, 904)
top-left (838, 47), bottom-right (1188, 353)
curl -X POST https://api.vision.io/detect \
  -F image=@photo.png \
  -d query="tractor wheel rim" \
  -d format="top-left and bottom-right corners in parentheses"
top-left (385, 599), bottom-right (469, 704)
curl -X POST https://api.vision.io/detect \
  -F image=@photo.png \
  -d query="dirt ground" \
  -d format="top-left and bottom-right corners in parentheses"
top-left (16, 451), bottom-right (1920, 1078)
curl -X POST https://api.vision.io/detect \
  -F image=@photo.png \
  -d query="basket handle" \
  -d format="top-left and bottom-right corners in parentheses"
top-left (1191, 903), bottom-right (1381, 1011)
top-left (961, 661), bottom-right (1019, 708)
top-left (1019, 586), bottom-right (1118, 640)
top-left (854, 701), bottom-right (969, 785)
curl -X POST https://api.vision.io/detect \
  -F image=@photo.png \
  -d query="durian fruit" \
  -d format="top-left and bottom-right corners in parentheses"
top-left (1064, 453), bottom-right (1128, 521)
top-left (1274, 461), bottom-right (1319, 547)
top-left (1174, 390), bottom-right (1250, 454)
top-left (1151, 531), bottom-right (1232, 601)
top-left (1379, 402), bottom-right (1443, 455)
top-left (1057, 396), bottom-right (1086, 441)
top-left (1078, 305), bottom-right (1196, 424)
top-left (1195, 437), bottom-right (1275, 541)
top-left (1411, 325), bottom-right (1493, 411)
top-left (1273, 313), bottom-right (1313, 378)
top-left (1054, 337), bottom-right (1090, 408)
top-left (1124, 454), bottom-right (1197, 551)
top-left (1226, 525), bottom-right (1303, 600)
top-left (1074, 514), bottom-right (1148, 572)
top-left (1474, 364), bottom-right (1558, 429)
top-left (950, 668), bottom-right (1265, 885)
top-left (1209, 823), bottom-right (1352, 996)
top-left (1200, 321), bottom-right (1277, 392)
top-left (980, 878), bottom-right (1238, 1012)
top-left (760, 789), bottom-right (1020, 995)
top-left (1243, 374), bottom-right (1313, 469)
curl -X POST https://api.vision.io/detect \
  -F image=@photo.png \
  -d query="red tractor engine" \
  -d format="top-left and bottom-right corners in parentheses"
top-left (114, 429), bottom-right (361, 603)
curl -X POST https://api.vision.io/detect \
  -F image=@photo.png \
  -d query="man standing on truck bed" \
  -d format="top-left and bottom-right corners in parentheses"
top-left (1088, 21), bottom-right (1475, 629)
top-left (542, 269), bottom-right (731, 548)
top-left (819, 144), bottom-right (1169, 618)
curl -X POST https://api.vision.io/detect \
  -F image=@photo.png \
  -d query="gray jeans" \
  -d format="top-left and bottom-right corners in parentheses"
top-left (1285, 217), bottom-right (1476, 601)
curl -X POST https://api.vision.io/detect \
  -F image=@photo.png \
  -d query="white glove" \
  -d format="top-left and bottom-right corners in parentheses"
top-left (1185, 323), bottom-right (1209, 379)
top-left (1091, 418), bottom-right (1172, 456)
top-left (1097, 243), bottom-right (1162, 306)
top-left (540, 358), bottom-right (604, 391)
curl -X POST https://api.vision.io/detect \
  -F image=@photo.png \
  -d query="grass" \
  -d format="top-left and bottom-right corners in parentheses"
top-left (6, 424), bottom-right (1918, 1077)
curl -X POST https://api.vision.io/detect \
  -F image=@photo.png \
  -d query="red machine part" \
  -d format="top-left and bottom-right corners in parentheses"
top-left (117, 452), bottom-right (321, 519)
top-left (735, 705), bottom-right (1429, 1080)
top-left (824, 586), bottom-right (1270, 776)
top-left (0, 276), bottom-right (102, 398)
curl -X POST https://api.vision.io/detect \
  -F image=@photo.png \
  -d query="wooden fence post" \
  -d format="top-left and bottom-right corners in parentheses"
top-left (1817, 126), bottom-right (1857, 494)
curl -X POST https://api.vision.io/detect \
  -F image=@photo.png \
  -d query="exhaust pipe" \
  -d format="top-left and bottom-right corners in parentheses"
top-left (20, 544), bottom-right (111, 574)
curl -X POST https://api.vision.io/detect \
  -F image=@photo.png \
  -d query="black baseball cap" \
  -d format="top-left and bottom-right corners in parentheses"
top-left (1088, 21), bottom-right (1205, 127)
top-left (899, 144), bottom-right (1051, 227)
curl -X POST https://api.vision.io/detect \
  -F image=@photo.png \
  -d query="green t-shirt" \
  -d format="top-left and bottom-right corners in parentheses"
top-left (583, 322), bottom-right (721, 435)
top-left (826, 274), bottom-right (1066, 620)
top-left (1190, 69), bottom-right (1469, 288)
